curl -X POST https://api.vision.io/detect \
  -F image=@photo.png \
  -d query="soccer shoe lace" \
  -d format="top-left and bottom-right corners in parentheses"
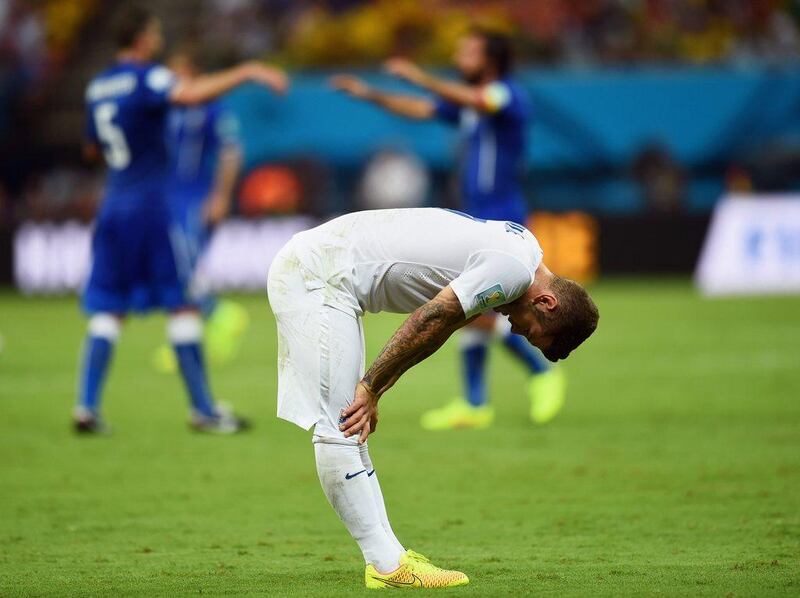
top-left (404, 549), bottom-right (431, 564)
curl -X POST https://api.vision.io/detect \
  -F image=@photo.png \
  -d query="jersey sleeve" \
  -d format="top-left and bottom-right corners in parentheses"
top-left (433, 98), bottom-right (461, 125)
top-left (449, 250), bottom-right (534, 319)
top-left (141, 65), bottom-right (177, 108)
top-left (213, 107), bottom-right (241, 149)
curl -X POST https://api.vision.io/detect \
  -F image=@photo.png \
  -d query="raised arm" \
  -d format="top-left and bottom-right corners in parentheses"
top-left (339, 286), bottom-right (474, 443)
top-left (171, 61), bottom-right (288, 106)
top-left (203, 144), bottom-right (242, 225)
top-left (330, 74), bottom-right (435, 120)
top-left (383, 58), bottom-right (488, 112)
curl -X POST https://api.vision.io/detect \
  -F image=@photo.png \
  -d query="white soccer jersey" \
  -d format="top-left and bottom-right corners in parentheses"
top-left (287, 208), bottom-right (543, 318)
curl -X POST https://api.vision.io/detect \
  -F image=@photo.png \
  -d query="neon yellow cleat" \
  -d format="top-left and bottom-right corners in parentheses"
top-left (365, 550), bottom-right (469, 589)
top-left (529, 366), bottom-right (567, 424)
top-left (420, 398), bottom-right (494, 431)
top-left (152, 344), bottom-right (178, 374)
top-left (205, 300), bottom-right (249, 364)
top-left (151, 301), bottom-right (250, 374)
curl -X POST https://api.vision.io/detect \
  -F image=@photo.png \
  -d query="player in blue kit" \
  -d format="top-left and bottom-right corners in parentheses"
top-left (75, 5), bottom-right (288, 434)
top-left (151, 46), bottom-right (249, 374)
top-left (332, 27), bottom-right (566, 430)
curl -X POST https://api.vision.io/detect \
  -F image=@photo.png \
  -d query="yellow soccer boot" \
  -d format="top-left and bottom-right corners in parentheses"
top-left (420, 398), bottom-right (494, 431)
top-left (529, 366), bottom-right (567, 424)
top-left (365, 550), bottom-right (469, 589)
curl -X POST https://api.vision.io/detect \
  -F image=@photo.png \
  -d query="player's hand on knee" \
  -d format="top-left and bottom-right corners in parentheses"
top-left (370, 410), bottom-right (378, 436)
top-left (340, 382), bottom-right (379, 444)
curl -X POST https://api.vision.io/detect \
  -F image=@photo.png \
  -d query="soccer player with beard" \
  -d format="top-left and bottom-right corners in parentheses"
top-left (331, 28), bottom-right (566, 431)
top-left (267, 207), bottom-right (598, 587)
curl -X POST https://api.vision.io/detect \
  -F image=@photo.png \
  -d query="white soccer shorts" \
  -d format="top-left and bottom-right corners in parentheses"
top-left (267, 237), bottom-right (364, 442)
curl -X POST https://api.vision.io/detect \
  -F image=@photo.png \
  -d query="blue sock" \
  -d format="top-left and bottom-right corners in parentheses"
top-left (78, 336), bottom-right (114, 414)
top-left (462, 344), bottom-right (488, 407)
top-left (502, 333), bottom-right (549, 374)
top-left (173, 342), bottom-right (217, 417)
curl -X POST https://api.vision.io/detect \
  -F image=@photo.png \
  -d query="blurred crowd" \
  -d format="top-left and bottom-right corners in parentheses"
top-left (0, 0), bottom-right (99, 106)
top-left (196, 0), bottom-right (800, 66)
top-left (516, 0), bottom-right (800, 65)
top-left (1, 0), bottom-right (99, 226)
top-left (2, 0), bottom-right (800, 227)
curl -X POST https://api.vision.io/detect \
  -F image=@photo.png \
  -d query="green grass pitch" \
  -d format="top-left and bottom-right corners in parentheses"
top-left (0, 280), bottom-right (798, 596)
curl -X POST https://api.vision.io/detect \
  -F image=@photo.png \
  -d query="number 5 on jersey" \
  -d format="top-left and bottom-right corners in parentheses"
top-left (94, 102), bottom-right (131, 170)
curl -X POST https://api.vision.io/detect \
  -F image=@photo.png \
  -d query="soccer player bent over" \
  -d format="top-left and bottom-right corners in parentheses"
top-left (74, 5), bottom-right (287, 434)
top-left (267, 208), bottom-right (598, 588)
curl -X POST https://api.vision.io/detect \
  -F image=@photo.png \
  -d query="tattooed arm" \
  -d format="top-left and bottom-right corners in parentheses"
top-left (340, 286), bottom-right (474, 443)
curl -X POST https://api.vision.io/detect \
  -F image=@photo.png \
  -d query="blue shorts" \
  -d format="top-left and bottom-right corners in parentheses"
top-left (83, 199), bottom-right (191, 314)
top-left (169, 190), bottom-right (212, 271)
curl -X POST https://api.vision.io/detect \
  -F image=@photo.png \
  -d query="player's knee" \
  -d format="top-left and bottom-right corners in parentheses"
top-left (167, 311), bottom-right (203, 344)
top-left (88, 313), bottom-right (122, 341)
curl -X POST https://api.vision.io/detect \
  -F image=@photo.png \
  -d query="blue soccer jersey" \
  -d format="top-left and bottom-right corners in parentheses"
top-left (434, 78), bottom-right (530, 224)
top-left (85, 61), bottom-right (176, 203)
top-left (167, 101), bottom-right (239, 200)
top-left (165, 101), bottom-right (240, 273)
top-left (83, 60), bottom-right (189, 314)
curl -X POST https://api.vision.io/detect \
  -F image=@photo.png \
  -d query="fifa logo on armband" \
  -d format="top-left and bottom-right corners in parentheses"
top-left (475, 284), bottom-right (506, 310)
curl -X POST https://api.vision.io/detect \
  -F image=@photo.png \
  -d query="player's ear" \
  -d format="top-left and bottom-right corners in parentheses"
top-left (533, 292), bottom-right (558, 312)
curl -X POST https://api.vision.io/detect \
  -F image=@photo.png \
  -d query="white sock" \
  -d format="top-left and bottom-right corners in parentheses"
top-left (314, 437), bottom-right (402, 573)
top-left (459, 326), bottom-right (491, 349)
top-left (359, 443), bottom-right (405, 554)
top-left (493, 315), bottom-right (513, 339)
